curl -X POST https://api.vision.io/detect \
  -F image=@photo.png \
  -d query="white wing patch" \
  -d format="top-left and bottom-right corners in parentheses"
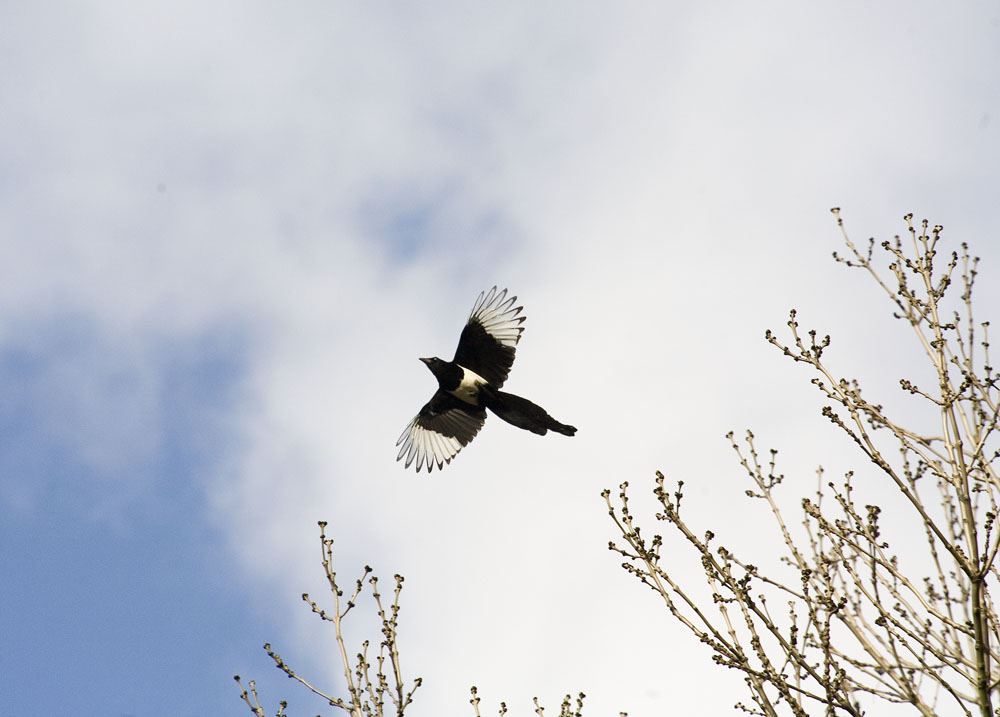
top-left (395, 409), bottom-right (485, 473)
top-left (470, 287), bottom-right (525, 347)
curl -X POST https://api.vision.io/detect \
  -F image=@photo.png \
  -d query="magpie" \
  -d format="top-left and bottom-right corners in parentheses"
top-left (396, 287), bottom-right (576, 472)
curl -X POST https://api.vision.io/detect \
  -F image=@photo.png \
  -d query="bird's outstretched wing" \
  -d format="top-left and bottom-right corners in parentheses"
top-left (396, 390), bottom-right (488, 472)
top-left (452, 287), bottom-right (525, 388)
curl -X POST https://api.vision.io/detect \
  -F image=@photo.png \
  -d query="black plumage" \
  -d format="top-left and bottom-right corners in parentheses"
top-left (396, 287), bottom-right (576, 472)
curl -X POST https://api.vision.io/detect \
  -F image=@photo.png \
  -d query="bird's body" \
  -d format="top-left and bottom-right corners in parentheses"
top-left (441, 363), bottom-right (489, 405)
top-left (397, 287), bottom-right (576, 472)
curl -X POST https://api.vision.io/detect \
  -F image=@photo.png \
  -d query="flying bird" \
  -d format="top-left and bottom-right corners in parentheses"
top-left (396, 287), bottom-right (576, 472)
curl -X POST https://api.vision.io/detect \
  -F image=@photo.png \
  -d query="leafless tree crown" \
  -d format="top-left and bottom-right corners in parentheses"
top-left (606, 210), bottom-right (999, 716)
top-left (235, 521), bottom-right (421, 717)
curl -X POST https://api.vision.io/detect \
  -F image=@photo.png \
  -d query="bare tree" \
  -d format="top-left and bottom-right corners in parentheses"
top-left (234, 522), bottom-right (598, 716)
top-left (605, 210), bottom-right (1000, 715)
top-left (235, 521), bottom-right (422, 717)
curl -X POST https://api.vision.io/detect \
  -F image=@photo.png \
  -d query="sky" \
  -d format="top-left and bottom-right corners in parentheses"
top-left (2, 2), bottom-right (1000, 715)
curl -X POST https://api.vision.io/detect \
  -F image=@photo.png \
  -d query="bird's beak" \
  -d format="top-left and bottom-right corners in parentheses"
top-left (419, 357), bottom-right (432, 365)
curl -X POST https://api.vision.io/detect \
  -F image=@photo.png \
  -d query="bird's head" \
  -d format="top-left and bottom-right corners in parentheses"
top-left (420, 356), bottom-right (449, 380)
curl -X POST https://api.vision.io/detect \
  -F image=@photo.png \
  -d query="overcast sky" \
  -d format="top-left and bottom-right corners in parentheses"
top-left (3, 2), bottom-right (1000, 716)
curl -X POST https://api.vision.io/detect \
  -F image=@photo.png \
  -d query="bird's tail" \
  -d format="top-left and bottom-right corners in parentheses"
top-left (483, 389), bottom-right (577, 437)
